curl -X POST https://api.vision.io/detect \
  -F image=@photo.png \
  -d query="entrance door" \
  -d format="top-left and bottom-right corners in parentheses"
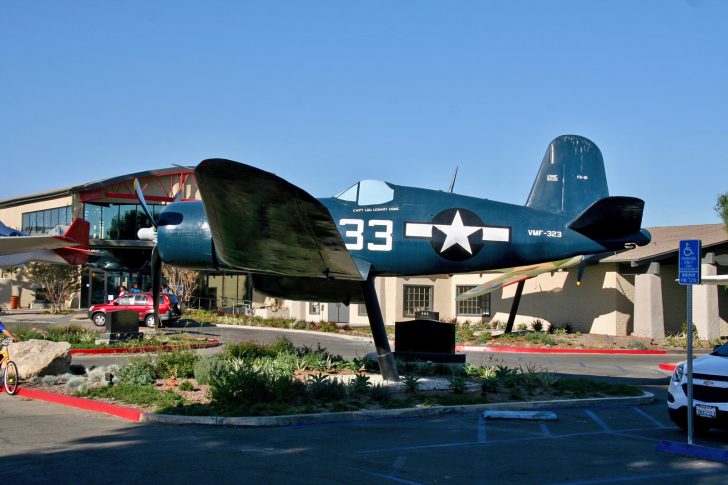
top-left (88, 269), bottom-right (108, 306)
top-left (329, 302), bottom-right (350, 323)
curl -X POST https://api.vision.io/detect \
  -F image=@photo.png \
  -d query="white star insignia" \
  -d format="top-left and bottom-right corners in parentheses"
top-left (434, 210), bottom-right (481, 254)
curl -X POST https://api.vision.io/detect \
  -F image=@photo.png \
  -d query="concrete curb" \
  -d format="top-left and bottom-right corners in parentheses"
top-left (197, 325), bottom-right (673, 355)
top-left (13, 387), bottom-right (143, 422)
top-left (70, 338), bottom-right (221, 355)
top-left (141, 391), bottom-right (654, 427)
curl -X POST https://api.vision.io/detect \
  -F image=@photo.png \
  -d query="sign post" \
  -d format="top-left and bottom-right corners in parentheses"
top-left (678, 239), bottom-right (701, 445)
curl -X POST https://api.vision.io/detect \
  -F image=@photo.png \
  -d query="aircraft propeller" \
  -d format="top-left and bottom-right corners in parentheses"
top-left (134, 179), bottom-right (163, 329)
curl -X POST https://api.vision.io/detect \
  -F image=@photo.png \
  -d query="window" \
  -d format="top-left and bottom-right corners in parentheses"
top-left (84, 203), bottom-right (162, 240)
top-left (309, 302), bottom-right (321, 315)
top-left (456, 286), bottom-right (491, 317)
top-left (403, 285), bottom-right (433, 317)
top-left (358, 304), bottom-right (368, 317)
top-left (334, 180), bottom-right (394, 206)
top-left (22, 206), bottom-right (72, 234)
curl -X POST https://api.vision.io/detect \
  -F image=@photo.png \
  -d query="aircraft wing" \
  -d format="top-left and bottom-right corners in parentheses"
top-left (456, 256), bottom-right (584, 300)
top-left (0, 218), bottom-right (90, 256)
top-left (195, 158), bottom-right (364, 281)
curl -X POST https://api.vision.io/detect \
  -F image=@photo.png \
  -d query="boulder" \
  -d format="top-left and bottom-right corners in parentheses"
top-left (7, 339), bottom-right (72, 379)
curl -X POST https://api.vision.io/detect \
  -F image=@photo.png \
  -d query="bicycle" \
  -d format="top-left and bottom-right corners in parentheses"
top-left (1, 339), bottom-right (19, 395)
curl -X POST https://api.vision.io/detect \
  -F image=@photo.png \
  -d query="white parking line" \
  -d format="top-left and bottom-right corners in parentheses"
top-left (584, 409), bottom-right (612, 432)
top-left (478, 418), bottom-right (487, 443)
top-left (631, 406), bottom-right (669, 429)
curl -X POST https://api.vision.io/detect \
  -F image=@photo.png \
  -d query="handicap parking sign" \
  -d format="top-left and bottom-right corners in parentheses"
top-left (678, 239), bottom-right (701, 285)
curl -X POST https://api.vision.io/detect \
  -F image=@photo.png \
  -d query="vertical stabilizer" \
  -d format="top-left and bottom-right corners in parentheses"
top-left (525, 135), bottom-right (609, 215)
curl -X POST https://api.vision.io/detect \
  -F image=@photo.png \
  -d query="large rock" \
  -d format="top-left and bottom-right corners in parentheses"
top-left (8, 339), bottom-right (72, 379)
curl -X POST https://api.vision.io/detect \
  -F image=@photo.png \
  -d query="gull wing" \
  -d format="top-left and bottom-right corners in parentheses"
top-left (195, 158), bottom-right (363, 280)
top-left (456, 256), bottom-right (584, 300)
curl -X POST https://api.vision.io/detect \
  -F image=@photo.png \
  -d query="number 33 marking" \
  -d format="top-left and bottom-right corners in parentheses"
top-left (339, 219), bottom-right (393, 251)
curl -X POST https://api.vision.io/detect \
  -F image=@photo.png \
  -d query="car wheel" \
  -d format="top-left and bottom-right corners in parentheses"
top-left (92, 312), bottom-right (107, 327)
top-left (145, 314), bottom-right (157, 328)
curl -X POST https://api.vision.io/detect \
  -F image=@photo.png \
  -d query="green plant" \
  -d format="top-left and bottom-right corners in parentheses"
top-left (268, 336), bottom-right (296, 356)
top-left (193, 355), bottom-right (225, 385)
top-left (516, 323), bottom-right (528, 331)
top-left (530, 319), bottom-right (544, 332)
top-left (369, 384), bottom-right (392, 403)
top-left (306, 374), bottom-right (346, 401)
top-left (224, 341), bottom-right (274, 360)
top-left (178, 380), bottom-right (194, 392)
top-left (449, 374), bottom-right (466, 394)
top-left (118, 357), bottom-right (157, 385)
top-left (626, 340), bottom-right (647, 350)
top-left (79, 382), bottom-right (185, 408)
top-left (401, 375), bottom-right (421, 396)
top-left (535, 372), bottom-right (560, 390)
top-left (156, 349), bottom-right (198, 379)
top-left (349, 374), bottom-right (372, 394)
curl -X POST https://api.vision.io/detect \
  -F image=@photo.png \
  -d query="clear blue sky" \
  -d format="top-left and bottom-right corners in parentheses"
top-left (1, 1), bottom-right (726, 228)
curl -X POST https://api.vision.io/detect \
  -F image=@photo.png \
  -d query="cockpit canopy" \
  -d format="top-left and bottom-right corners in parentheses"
top-left (334, 180), bottom-right (394, 206)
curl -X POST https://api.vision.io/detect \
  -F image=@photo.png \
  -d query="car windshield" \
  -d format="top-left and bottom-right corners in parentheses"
top-left (711, 342), bottom-right (728, 357)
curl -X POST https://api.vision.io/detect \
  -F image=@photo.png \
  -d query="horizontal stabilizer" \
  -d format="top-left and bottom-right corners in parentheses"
top-left (567, 196), bottom-right (645, 241)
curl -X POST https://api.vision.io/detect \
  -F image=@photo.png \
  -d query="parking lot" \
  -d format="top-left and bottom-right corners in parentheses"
top-left (2, 394), bottom-right (727, 484)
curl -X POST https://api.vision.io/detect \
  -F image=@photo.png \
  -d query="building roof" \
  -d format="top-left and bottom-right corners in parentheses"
top-left (602, 224), bottom-right (728, 264)
top-left (0, 167), bottom-right (193, 209)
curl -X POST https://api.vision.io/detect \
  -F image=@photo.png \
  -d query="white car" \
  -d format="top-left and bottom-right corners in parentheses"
top-left (668, 343), bottom-right (728, 432)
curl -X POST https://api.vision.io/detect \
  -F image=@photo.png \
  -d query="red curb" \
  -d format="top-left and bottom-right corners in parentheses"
top-left (70, 338), bottom-right (220, 355)
top-left (659, 362), bottom-right (678, 372)
top-left (455, 344), bottom-right (668, 355)
top-left (14, 387), bottom-right (142, 422)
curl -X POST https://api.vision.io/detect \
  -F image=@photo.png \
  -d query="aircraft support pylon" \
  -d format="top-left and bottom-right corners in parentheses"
top-left (504, 280), bottom-right (526, 334)
top-left (362, 275), bottom-right (399, 381)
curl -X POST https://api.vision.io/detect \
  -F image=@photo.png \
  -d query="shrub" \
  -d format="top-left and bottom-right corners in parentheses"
top-left (449, 374), bottom-right (466, 394)
top-left (193, 355), bottom-right (225, 385)
top-left (268, 336), bottom-right (296, 356)
top-left (178, 380), bottom-right (194, 392)
top-left (401, 375), bottom-right (421, 396)
top-left (369, 384), bottom-right (392, 403)
top-left (530, 319), bottom-right (544, 332)
top-left (118, 357), bottom-right (157, 385)
top-left (209, 359), bottom-right (272, 406)
top-left (80, 382), bottom-right (184, 408)
top-left (224, 341), bottom-right (275, 360)
top-left (306, 374), bottom-right (347, 401)
top-left (349, 374), bottom-right (372, 394)
top-left (516, 323), bottom-right (528, 331)
top-left (626, 340), bottom-right (647, 350)
top-left (156, 349), bottom-right (198, 379)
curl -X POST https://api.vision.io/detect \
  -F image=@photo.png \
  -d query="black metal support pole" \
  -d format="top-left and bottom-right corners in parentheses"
top-left (362, 274), bottom-right (399, 381)
top-left (503, 280), bottom-right (525, 334)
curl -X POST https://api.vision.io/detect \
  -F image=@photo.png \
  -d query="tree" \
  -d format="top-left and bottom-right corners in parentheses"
top-left (162, 264), bottom-right (200, 307)
top-left (20, 263), bottom-right (82, 313)
top-left (716, 192), bottom-right (728, 231)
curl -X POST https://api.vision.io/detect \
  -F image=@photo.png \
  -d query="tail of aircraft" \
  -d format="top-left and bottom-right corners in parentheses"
top-left (526, 135), bottom-right (650, 249)
top-left (525, 135), bottom-right (609, 216)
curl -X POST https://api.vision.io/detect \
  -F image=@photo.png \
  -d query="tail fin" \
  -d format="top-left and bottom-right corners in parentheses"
top-left (61, 218), bottom-right (90, 247)
top-left (525, 135), bottom-right (609, 215)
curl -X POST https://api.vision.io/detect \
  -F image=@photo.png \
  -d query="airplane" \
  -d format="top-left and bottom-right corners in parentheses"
top-left (135, 135), bottom-right (651, 380)
top-left (0, 218), bottom-right (94, 267)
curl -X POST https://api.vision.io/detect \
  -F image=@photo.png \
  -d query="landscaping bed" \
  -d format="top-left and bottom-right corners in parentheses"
top-left (22, 337), bottom-right (643, 418)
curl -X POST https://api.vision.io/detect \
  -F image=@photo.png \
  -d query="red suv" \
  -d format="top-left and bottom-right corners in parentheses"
top-left (88, 292), bottom-right (182, 328)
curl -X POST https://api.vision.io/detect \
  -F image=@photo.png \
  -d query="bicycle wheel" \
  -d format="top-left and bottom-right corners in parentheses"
top-left (4, 361), bottom-right (18, 395)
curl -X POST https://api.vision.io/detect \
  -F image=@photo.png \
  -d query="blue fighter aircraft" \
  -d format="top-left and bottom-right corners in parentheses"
top-left (136, 135), bottom-right (651, 380)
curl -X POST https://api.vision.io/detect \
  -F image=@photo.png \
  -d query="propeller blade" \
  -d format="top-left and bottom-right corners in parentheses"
top-left (151, 245), bottom-right (162, 329)
top-left (134, 178), bottom-right (157, 229)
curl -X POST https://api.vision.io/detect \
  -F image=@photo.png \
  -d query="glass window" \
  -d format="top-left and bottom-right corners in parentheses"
top-left (21, 206), bottom-right (72, 234)
top-left (403, 285), bottom-right (433, 317)
top-left (358, 304), bottom-right (368, 317)
top-left (456, 286), bottom-right (491, 316)
top-left (357, 180), bottom-right (394, 206)
top-left (84, 205), bottom-right (103, 239)
top-left (335, 183), bottom-right (358, 202)
top-left (309, 302), bottom-right (321, 315)
top-left (117, 296), bottom-right (133, 305)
